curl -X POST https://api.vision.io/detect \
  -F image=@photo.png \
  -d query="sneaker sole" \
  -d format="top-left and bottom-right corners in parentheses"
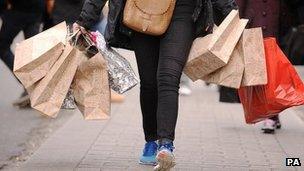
top-left (139, 160), bottom-right (157, 166)
top-left (154, 150), bottom-right (175, 171)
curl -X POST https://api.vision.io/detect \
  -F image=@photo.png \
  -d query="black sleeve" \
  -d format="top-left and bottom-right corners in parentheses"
top-left (212, 0), bottom-right (238, 25)
top-left (77, 0), bottom-right (108, 29)
top-left (212, 0), bottom-right (238, 17)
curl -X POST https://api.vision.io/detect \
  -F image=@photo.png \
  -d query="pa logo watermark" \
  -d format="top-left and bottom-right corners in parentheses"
top-left (286, 158), bottom-right (301, 166)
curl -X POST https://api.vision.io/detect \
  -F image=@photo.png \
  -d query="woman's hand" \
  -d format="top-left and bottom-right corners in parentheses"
top-left (73, 23), bottom-right (87, 33)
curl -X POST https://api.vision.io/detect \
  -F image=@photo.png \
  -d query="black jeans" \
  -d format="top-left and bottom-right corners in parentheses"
top-left (131, 0), bottom-right (195, 142)
top-left (0, 10), bottom-right (41, 71)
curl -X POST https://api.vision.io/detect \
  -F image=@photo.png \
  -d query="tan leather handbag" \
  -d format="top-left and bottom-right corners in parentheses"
top-left (123, 0), bottom-right (176, 36)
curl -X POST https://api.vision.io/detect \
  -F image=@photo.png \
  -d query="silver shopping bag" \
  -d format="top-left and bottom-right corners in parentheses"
top-left (92, 31), bottom-right (139, 94)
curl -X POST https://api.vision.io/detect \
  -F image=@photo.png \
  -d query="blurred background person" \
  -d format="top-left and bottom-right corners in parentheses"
top-left (0, 0), bottom-right (44, 107)
top-left (0, 0), bottom-right (7, 16)
top-left (235, 0), bottom-right (304, 134)
top-left (51, 0), bottom-right (84, 25)
top-left (279, 1), bottom-right (304, 65)
top-left (42, 0), bottom-right (85, 30)
top-left (42, 0), bottom-right (55, 30)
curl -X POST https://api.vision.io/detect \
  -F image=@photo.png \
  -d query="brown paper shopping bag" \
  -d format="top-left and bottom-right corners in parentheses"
top-left (184, 10), bottom-right (248, 81)
top-left (241, 28), bottom-right (267, 86)
top-left (201, 28), bottom-right (267, 88)
top-left (72, 53), bottom-right (110, 120)
top-left (14, 22), bottom-right (67, 89)
top-left (29, 44), bottom-right (82, 118)
top-left (201, 37), bottom-right (245, 88)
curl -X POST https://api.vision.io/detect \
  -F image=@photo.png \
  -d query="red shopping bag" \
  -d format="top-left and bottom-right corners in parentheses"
top-left (238, 38), bottom-right (304, 124)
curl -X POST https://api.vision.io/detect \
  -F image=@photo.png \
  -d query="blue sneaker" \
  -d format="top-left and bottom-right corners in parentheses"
top-left (154, 142), bottom-right (175, 171)
top-left (139, 141), bottom-right (158, 165)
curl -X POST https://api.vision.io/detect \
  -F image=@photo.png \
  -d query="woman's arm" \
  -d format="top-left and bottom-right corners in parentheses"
top-left (212, 0), bottom-right (238, 17)
top-left (77, 0), bottom-right (108, 29)
top-left (211, 0), bottom-right (238, 25)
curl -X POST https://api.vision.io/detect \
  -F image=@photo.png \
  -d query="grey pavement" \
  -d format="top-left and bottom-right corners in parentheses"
top-left (5, 49), bottom-right (304, 171)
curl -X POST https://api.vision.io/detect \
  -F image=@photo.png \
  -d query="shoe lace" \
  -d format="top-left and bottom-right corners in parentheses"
top-left (143, 142), bottom-right (157, 156)
top-left (159, 142), bottom-right (175, 152)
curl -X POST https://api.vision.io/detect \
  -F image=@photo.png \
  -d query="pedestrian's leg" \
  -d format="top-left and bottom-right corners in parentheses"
top-left (154, 0), bottom-right (195, 170)
top-left (0, 11), bottom-right (23, 71)
top-left (270, 115), bottom-right (281, 129)
top-left (12, 12), bottom-right (41, 108)
top-left (1, 50), bottom-right (14, 71)
top-left (269, 115), bottom-right (279, 121)
top-left (262, 115), bottom-right (280, 134)
top-left (131, 32), bottom-right (160, 165)
top-left (23, 16), bottom-right (41, 39)
top-left (219, 86), bottom-right (240, 103)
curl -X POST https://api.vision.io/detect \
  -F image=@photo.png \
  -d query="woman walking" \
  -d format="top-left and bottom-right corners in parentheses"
top-left (74, 0), bottom-right (237, 170)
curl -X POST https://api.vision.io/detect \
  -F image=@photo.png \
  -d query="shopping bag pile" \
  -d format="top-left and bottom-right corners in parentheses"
top-left (184, 10), bottom-right (304, 123)
top-left (13, 22), bottom-right (138, 120)
top-left (184, 10), bottom-right (249, 83)
top-left (184, 10), bottom-right (267, 88)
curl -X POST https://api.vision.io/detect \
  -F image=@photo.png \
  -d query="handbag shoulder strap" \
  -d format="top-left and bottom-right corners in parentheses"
top-left (133, 0), bottom-right (175, 15)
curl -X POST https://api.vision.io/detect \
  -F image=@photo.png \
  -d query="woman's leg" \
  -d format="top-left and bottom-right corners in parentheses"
top-left (131, 32), bottom-right (160, 142)
top-left (157, 0), bottom-right (195, 142)
top-left (154, 1), bottom-right (195, 170)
